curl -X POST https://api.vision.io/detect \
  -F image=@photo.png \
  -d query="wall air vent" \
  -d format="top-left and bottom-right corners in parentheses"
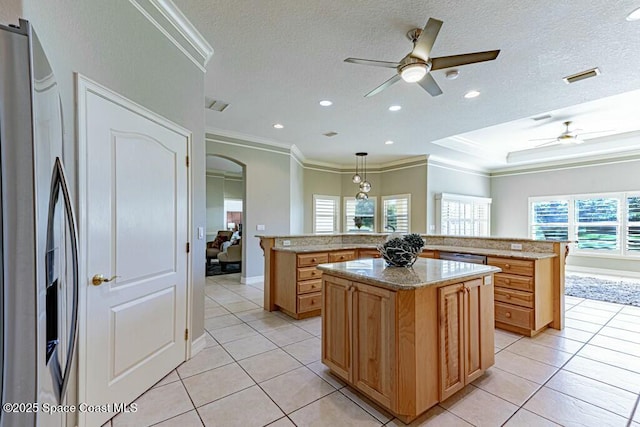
top-left (323, 131), bottom-right (338, 137)
top-left (205, 97), bottom-right (229, 112)
top-left (563, 67), bottom-right (601, 84)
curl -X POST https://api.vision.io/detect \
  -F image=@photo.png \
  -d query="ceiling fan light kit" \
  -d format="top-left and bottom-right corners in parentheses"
top-left (344, 17), bottom-right (500, 97)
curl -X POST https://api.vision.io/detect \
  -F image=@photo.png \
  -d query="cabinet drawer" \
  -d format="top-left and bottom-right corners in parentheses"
top-left (297, 279), bottom-right (322, 294)
top-left (298, 292), bottom-right (322, 312)
top-left (419, 250), bottom-right (437, 259)
top-left (494, 273), bottom-right (534, 292)
top-left (495, 302), bottom-right (533, 329)
top-left (297, 266), bottom-right (322, 281)
top-left (358, 249), bottom-right (381, 259)
top-left (494, 287), bottom-right (534, 308)
top-left (488, 257), bottom-right (534, 277)
top-left (329, 250), bottom-right (356, 263)
top-left (297, 253), bottom-right (329, 267)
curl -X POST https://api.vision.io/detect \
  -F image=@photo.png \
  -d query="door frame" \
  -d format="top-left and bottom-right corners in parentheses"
top-left (75, 74), bottom-right (193, 426)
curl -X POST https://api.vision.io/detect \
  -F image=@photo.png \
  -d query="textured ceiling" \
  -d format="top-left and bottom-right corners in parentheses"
top-left (176, 0), bottom-right (640, 170)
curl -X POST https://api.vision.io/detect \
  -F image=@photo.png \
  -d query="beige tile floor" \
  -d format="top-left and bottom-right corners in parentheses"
top-left (104, 274), bottom-right (640, 427)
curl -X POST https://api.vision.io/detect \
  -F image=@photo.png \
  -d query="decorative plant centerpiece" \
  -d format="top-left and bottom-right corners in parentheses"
top-left (377, 233), bottom-right (425, 267)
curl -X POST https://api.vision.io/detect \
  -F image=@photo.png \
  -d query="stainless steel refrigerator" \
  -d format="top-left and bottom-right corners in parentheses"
top-left (1, 20), bottom-right (79, 427)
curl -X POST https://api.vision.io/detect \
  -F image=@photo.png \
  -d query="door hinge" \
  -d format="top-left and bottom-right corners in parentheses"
top-left (186, 242), bottom-right (190, 253)
top-left (186, 156), bottom-right (190, 167)
top-left (184, 329), bottom-right (189, 341)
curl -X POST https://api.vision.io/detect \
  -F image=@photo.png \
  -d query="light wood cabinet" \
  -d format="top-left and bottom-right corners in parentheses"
top-left (488, 256), bottom-right (553, 336)
top-left (322, 273), bottom-right (494, 423)
top-left (356, 248), bottom-right (382, 259)
top-left (438, 278), bottom-right (494, 401)
top-left (273, 249), bottom-right (356, 319)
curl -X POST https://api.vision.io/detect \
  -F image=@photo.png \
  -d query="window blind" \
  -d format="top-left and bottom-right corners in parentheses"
top-left (437, 194), bottom-right (491, 237)
top-left (312, 195), bottom-right (339, 234)
top-left (382, 195), bottom-right (410, 233)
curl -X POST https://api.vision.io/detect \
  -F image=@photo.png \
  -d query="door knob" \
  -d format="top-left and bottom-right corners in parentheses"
top-left (92, 274), bottom-right (119, 286)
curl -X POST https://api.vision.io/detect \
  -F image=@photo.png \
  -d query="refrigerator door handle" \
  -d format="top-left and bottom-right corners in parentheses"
top-left (45, 157), bottom-right (79, 403)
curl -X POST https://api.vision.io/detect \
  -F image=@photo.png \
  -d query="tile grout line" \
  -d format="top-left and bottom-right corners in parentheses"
top-left (501, 298), bottom-right (630, 425)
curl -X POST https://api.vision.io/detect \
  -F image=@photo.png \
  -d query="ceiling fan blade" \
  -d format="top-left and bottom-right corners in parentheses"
top-left (528, 137), bottom-right (557, 142)
top-left (344, 58), bottom-right (400, 69)
top-left (365, 74), bottom-right (402, 97)
top-left (411, 18), bottom-right (443, 62)
top-left (577, 129), bottom-right (615, 136)
top-left (430, 50), bottom-right (500, 70)
top-left (417, 73), bottom-right (443, 97)
top-left (535, 140), bottom-right (559, 148)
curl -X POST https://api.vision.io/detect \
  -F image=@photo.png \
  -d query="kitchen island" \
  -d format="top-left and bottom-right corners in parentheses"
top-left (318, 258), bottom-right (500, 423)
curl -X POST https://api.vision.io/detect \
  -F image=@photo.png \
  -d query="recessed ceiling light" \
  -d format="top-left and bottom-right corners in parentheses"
top-left (626, 6), bottom-right (640, 21)
top-left (385, 140), bottom-right (394, 145)
top-left (464, 90), bottom-right (481, 99)
top-left (388, 105), bottom-right (402, 111)
top-left (319, 100), bottom-right (333, 107)
top-left (273, 123), bottom-right (284, 129)
top-left (445, 70), bottom-right (459, 80)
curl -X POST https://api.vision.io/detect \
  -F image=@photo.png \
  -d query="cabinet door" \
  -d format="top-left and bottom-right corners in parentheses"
top-left (464, 279), bottom-right (483, 383)
top-left (352, 282), bottom-right (396, 409)
top-left (322, 275), bottom-right (351, 381)
top-left (439, 283), bottom-right (465, 401)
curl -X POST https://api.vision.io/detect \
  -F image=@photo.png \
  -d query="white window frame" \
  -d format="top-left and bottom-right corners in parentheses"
top-left (312, 194), bottom-right (340, 234)
top-left (528, 191), bottom-right (640, 258)
top-left (343, 196), bottom-right (377, 233)
top-left (382, 194), bottom-right (411, 233)
top-left (435, 193), bottom-right (492, 237)
top-left (528, 197), bottom-right (570, 241)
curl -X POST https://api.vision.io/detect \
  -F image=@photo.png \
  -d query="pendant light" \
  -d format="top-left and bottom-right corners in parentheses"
top-left (352, 153), bottom-right (362, 184)
top-left (353, 152), bottom-right (371, 199)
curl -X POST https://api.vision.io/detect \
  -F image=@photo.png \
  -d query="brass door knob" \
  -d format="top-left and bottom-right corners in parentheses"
top-left (92, 274), bottom-right (119, 286)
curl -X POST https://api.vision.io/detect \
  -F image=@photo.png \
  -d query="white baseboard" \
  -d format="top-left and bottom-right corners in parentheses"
top-left (191, 333), bottom-right (206, 356)
top-left (241, 275), bottom-right (264, 285)
top-left (566, 265), bottom-right (640, 279)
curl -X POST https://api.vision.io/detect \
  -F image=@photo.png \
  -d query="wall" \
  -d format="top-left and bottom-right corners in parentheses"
top-left (223, 176), bottom-right (244, 199)
top-left (491, 156), bottom-right (640, 274)
top-left (0, 0), bottom-right (22, 24)
top-left (381, 162), bottom-right (428, 233)
top-left (427, 160), bottom-right (491, 233)
top-left (206, 134), bottom-right (292, 280)
top-left (290, 155), bottom-right (304, 233)
top-left (206, 175), bottom-right (225, 233)
top-left (303, 167), bottom-right (342, 233)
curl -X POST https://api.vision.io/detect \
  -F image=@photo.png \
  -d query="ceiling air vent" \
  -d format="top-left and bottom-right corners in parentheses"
top-left (323, 131), bottom-right (338, 137)
top-left (205, 97), bottom-right (229, 112)
top-left (532, 114), bottom-right (552, 121)
top-left (563, 67), bottom-right (601, 84)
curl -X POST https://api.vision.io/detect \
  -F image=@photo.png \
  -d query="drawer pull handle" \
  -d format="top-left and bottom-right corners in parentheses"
top-left (311, 271), bottom-right (316, 276)
top-left (311, 299), bottom-right (316, 304)
top-left (340, 256), bottom-right (345, 260)
top-left (505, 263), bottom-right (511, 269)
top-left (505, 279), bottom-right (510, 284)
top-left (311, 258), bottom-right (316, 262)
top-left (505, 312), bottom-right (512, 318)
top-left (506, 294), bottom-right (511, 299)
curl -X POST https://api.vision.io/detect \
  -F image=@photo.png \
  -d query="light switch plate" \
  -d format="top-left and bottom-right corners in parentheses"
top-left (256, 224), bottom-right (266, 231)
top-left (198, 226), bottom-right (204, 239)
top-left (484, 275), bottom-right (492, 285)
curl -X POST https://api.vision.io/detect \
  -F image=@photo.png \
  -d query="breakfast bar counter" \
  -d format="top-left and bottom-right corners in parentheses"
top-left (318, 258), bottom-right (500, 423)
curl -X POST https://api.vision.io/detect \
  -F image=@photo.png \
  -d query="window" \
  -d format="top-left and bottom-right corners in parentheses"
top-left (529, 192), bottom-right (640, 257)
top-left (436, 193), bottom-right (491, 236)
top-left (312, 195), bottom-right (340, 234)
top-left (382, 194), bottom-right (411, 233)
top-left (344, 197), bottom-right (377, 232)
top-left (530, 200), bottom-right (569, 240)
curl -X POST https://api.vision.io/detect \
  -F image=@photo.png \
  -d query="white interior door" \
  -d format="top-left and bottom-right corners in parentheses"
top-left (77, 76), bottom-right (190, 427)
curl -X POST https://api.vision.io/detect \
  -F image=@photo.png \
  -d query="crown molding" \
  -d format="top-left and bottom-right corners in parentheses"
top-left (129, 0), bottom-right (213, 72)
top-left (290, 144), bottom-right (306, 166)
top-left (206, 127), bottom-right (292, 151)
top-left (428, 155), bottom-right (491, 175)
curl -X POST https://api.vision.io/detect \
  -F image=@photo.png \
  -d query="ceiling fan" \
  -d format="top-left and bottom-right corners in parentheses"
top-left (344, 17), bottom-right (500, 97)
top-left (530, 121), bottom-right (611, 147)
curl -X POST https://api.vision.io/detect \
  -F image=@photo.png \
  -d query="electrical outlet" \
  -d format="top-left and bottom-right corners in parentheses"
top-left (511, 243), bottom-right (523, 251)
top-left (256, 224), bottom-right (265, 231)
top-left (282, 240), bottom-right (291, 246)
top-left (484, 275), bottom-right (492, 285)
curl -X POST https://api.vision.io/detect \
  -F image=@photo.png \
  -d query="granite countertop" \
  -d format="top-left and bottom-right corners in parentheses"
top-left (317, 258), bottom-right (501, 291)
top-left (423, 245), bottom-right (557, 260)
top-left (272, 244), bottom-right (378, 253)
top-left (272, 243), bottom-right (556, 259)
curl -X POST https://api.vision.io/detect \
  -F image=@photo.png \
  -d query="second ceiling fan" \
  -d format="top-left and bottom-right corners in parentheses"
top-left (345, 17), bottom-right (500, 97)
